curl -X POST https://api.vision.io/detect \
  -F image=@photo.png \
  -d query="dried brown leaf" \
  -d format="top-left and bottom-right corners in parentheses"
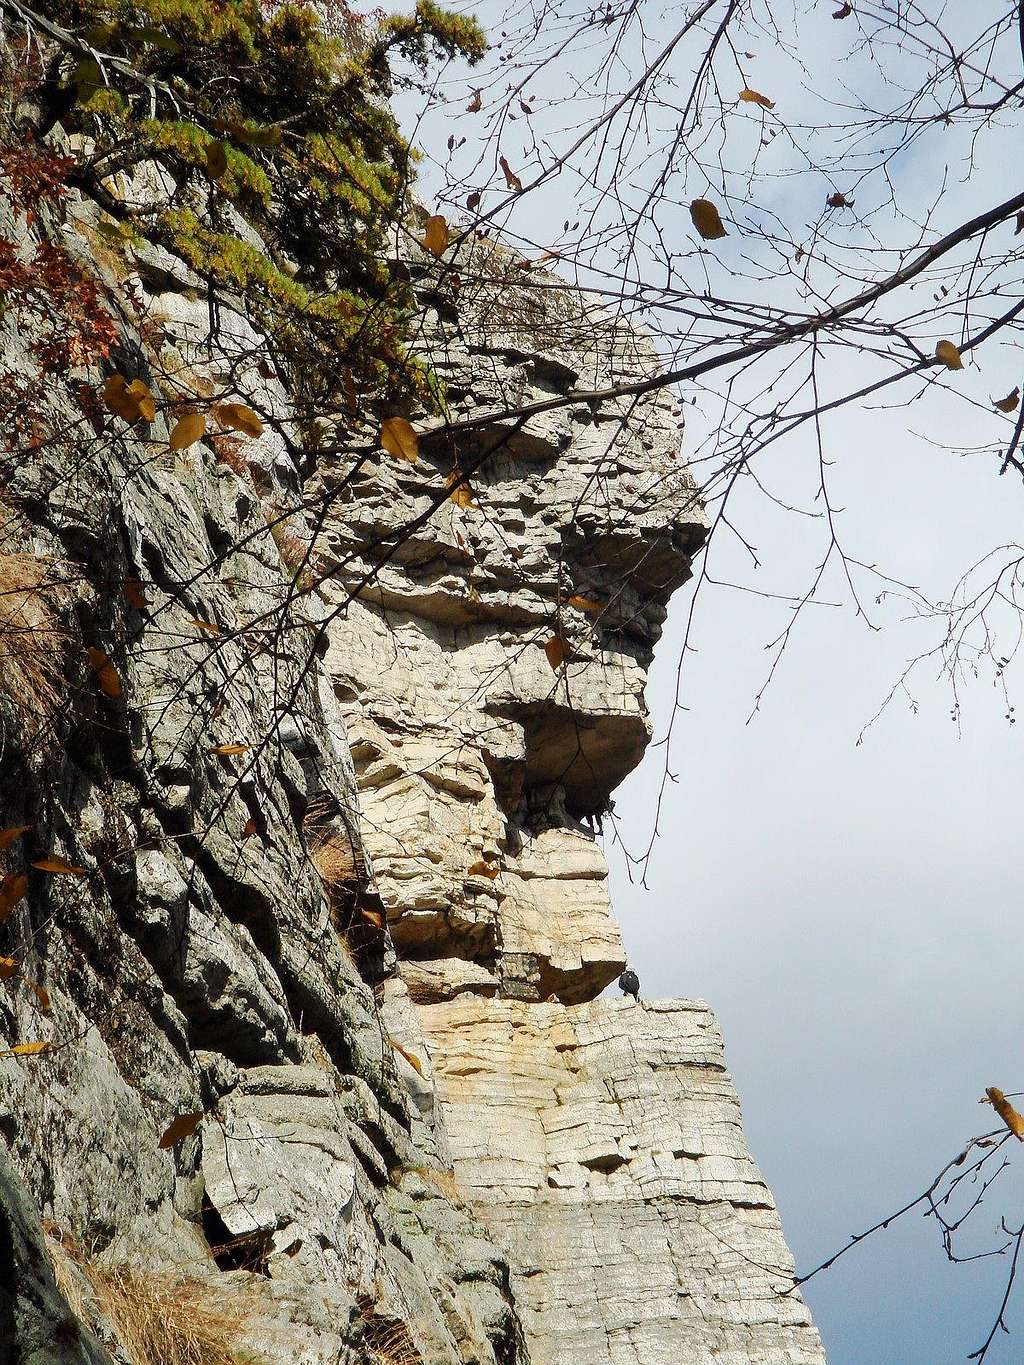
top-left (32, 857), bottom-right (87, 877)
top-left (159, 1111), bottom-right (203, 1149)
top-left (422, 215), bottom-right (450, 257)
top-left (936, 339), bottom-right (964, 370)
top-left (380, 417), bottom-right (419, 463)
top-left (689, 198), bottom-right (728, 241)
top-left (0, 826), bottom-right (31, 852)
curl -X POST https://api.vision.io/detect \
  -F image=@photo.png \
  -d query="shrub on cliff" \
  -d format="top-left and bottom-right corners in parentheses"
top-left (1, 0), bottom-right (485, 426)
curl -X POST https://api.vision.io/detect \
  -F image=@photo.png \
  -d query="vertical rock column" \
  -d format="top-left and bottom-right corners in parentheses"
top-left (316, 240), bottom-right (826, 1364)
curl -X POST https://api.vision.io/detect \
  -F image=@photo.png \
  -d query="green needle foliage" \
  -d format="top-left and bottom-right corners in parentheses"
top-left (24, 0), bottom-right (485, 418)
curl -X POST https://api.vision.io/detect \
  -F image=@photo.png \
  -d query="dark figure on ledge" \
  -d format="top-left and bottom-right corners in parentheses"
top-left (618, 967), bottom-right (640, 1001)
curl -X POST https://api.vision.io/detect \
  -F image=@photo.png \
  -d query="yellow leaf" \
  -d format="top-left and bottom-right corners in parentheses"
top-left (544, 634), bottom-right (570, 670)
top-left (32, 858), bottom-right (88, 877)
top-left (467, 860), bottom-right (500, 880)
top-left (102, 374), bottom-right (142, 422)
top-left (936, 339), bottom-right (963, 370)
top-left (0, 955), bottom-right (17, 980)
top-left (189, 618), bottom-right (221, 634)
top-left (123, 580), bottom-right (148, 610)
top-left (208, 743), bottom-right (251, 756)
top-left (159, 1111), bottom-right (203, 1149)
top-left (447, 472), bottom-right (476, 508)
top-left (124, 379), bottom-right (155, 423)
top-left (206, 140), bottom-right (228, 179)
top-left (380, 417), bottom-right (419, 463)
top-left (994, 387), bottom-right (1020, 413)
top-left (2, 1041), bottom-right (49, 1057)
top-left (739, 88), bottom-right (775, 109)
top-left (391, 1041), bottom-right (424, 1076)
top-left (690, 199), bottom-right (728, 241)
top-left (423, 215), bottom-right (450, 256)
top-left (169, 413), bottom-right (207, 450)
top-left (85, 646), bottom-right (122, 699)
top-left (26, 980), bottom-right (50, 1012)
top-left (0, 825), bottom-right (30, 852)
top-left (985, 1087), bottom-right (1024, 1140)
top-left (214, 403), bottom-right (263, 438)
top-left (567, 595), bottom-right (603, 614)
top-left (0, 873), bottom-right (28, 921)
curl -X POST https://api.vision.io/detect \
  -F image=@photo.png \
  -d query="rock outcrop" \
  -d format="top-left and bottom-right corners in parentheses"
top-left (0, 137), bottom-right (824, 1365)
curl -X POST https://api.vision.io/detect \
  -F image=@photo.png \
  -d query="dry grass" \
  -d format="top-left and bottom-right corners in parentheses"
top-left (359, 1310), bottom-right (425, 1365)
top-left (44, 1227), bottom-right (260, 1365)
top-left (0, 551), bottom-right (66, 730)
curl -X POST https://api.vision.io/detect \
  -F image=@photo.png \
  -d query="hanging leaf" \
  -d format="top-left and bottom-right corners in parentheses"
top-left (567, 595), bottom-right (603, 614)
top-left (0, 956), bottom-right (17, 980)
top-left (447, 473), bottom-right (476, 508)
top-left (993, 387), bottom-right (1020, 413)
top-left (1016, 212), bottom-right (1024, 236)
top-left (467, 88), bottom-right (482, 113)
top-left (739, 88), bottom-right (775, 109)
top-left (689, 199), bottom-right (728, 241)
top-left (159, 1111), bottom-right (203, 1149)
top-left (214, 403), bottom-right (263, 438)
top-left (206, 140), bottom-right (228, 179)
top-left (342, 369), bottom-right (358, 415)
top-left (936, 339), bottom-right (964, 371)
top-left (208, 743), bottom-right (251, 756)
top-left (123, 579), bottom-right (148, 610)
top-left (499, 156), bottom-right (524, 192)
top-left (2, 1041), bottom-right (49, 1057)
top-left (189, 619), bottom-right (221, 634)
top-left (467, 860), bottom-right (500, 879)
top-left (467, 190), bottom-right (482, 212)
top-left (423, 215), bottom-right (450, 256)
top-left (32, 857), bottom-right (88, 877)
top-left (391, 1041), bottom-right (425, 1076)
top-left (544, 634), bottom-right (570, 670)
top-left (832, 2), bottom-right (852, 15)
top-left (242, 817), bottom-right (258, 839)
top-left (169, 413), bottom-right (207, 451)
top-left (0, 826), bottom-right (30, 853)
top-left (984, 1087), bottom-right (1024, 1140)
top-left (102, 374), bottom-right (142, 422)
top-left (380, 417), bottom-right (419, 463)
top-left (0, 873), bottom-right (28, 921)
top-left (26, 981), bottom-right (50, 1012)
top-left (126, 378), bottom-right (155, 423)
top-left (360, 907), bottom-right (385, 928)
top-left (826, 191), bottom-right (853, 208)
top-left (86, 646), bottom-right (122, 699)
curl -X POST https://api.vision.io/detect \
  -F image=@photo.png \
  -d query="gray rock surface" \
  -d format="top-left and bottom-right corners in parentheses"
top-left (0, 113), bottom-right (822, 1365)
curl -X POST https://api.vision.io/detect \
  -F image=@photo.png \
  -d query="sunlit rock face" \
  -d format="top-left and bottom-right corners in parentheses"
top-left (315, 243), bottom-right (825, 1363)
top-left (316, 238), bottom-right (705, 1003)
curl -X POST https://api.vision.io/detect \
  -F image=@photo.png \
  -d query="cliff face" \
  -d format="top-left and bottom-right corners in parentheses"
top-left (0, 157), bottom-right (823, 1365)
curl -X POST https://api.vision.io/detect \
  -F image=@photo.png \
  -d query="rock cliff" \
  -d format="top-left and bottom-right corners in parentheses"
top-left (0, 118), bottom-right (824, 1365)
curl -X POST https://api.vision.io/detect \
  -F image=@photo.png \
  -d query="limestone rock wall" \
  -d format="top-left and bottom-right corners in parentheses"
top-left (0, 135), bottom-right (823, 1365)
top-left (315, 237), bottom-right (826, 1364)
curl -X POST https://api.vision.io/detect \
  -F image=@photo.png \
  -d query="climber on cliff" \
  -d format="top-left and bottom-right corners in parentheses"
top-left (618, 966), bottom-right (640, 1001)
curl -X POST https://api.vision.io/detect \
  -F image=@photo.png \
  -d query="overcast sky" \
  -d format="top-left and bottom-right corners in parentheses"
top-left (395, 2), bottom-right (1024, 1354)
